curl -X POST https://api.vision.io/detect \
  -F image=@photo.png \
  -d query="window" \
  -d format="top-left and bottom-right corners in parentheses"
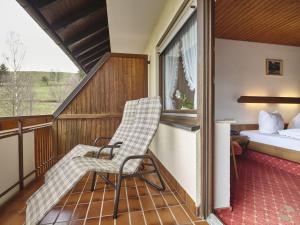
top-left (160, 12), bottom-right (197, 112)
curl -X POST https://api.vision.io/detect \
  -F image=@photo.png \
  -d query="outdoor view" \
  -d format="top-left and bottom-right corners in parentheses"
top-left (0, 0), bottom-right (82, 117)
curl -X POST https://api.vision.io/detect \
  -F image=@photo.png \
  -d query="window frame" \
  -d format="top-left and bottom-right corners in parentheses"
top-left (158, 9), bottom-right (198, 120)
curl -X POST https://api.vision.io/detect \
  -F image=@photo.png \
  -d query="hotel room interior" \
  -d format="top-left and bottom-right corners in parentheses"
top-left (213, 1), bottom-right (300, 224)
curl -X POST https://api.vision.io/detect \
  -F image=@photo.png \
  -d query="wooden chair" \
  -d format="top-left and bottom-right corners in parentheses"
top-left (231, 141), bottom-right (243, 179)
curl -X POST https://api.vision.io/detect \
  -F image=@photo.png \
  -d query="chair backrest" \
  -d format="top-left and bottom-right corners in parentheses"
top-left (112, 96), bottom-right (162, 173)
top-left (108, 99), bottom-right (139, 145)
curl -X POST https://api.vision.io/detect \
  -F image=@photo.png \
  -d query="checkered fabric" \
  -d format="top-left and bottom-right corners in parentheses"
top-left (26, 97), bottom-right (161, 225)
top-left (44, 100), bottom-right (138, 181)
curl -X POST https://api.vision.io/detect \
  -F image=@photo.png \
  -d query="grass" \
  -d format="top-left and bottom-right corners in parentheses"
top-left (0, 71), bottom-right (81, 117)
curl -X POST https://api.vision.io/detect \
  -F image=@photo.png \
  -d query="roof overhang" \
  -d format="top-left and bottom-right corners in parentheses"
top-left (17, 0), bottom-right (111, 73)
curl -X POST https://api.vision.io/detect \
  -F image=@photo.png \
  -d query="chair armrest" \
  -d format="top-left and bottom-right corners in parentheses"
top-left (96, 142), bottom-right (122, 158)
top-left (119, 155), bottom-right (151, 173)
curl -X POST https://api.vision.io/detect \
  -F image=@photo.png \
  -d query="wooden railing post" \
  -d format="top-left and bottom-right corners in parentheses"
top-left (18, 120), bottom-right (24, 190)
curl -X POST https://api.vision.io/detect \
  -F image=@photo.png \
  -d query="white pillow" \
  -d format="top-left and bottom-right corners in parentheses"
top-left (288, 113), bottom-right (300, 129)
top-left (258, 110), bottom-right (284, 134)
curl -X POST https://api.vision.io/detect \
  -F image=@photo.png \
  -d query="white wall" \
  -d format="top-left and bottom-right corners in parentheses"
top-left (0, 132), bottom-right (35, 206)
top-left (144, 0), bottom-right (200, 204)
top-left (215, 38), bottom-right (300, 124)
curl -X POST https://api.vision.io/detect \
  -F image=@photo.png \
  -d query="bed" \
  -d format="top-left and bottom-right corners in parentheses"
top-left (240, 130), bottom-right (300, 163)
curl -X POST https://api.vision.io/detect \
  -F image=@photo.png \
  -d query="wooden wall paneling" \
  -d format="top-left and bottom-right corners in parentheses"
top-left (54, 54), bottom-right (148, 156)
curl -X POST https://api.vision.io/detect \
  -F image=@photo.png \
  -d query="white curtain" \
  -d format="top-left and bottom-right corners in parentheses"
top-left (164, 40), bottom-right (180, 109)
top-left (180, 13), bottom-right (197, 108)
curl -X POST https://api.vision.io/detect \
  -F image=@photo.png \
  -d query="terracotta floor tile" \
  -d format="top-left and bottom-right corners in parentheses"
top-left (66, 193), bottom-right (81, 205)
top-left (92, 190), bottom-right (104, 202)
top-left (157, 207), bottom-right (177, 225)
top-left (152, 194), bottom-right (167, 208)
top-left (87, 201), bottom-right (101, 218)
top-left (72, 204), bottom-right (89, 220)
top-left (39, 207), bottom-right (61, 224)
top-left (130, 211), bottom-right (146, 225)
top-left (104, 189), bottom-right (115, 201)
top-left (126, 186), bottom-right (138, 198)
top-left (101, 200), bottom-right (114, 217)
top-left (144, 210), bottom-right (161, 225)
top-left (140, 195), bottom-right (155, 211)
top-left (85, 217), bottom-right (100, 225)
top-left (79, 192), bottom-right (92, 204)
top-left (56, 205), bottom-right (76, 222)
top-left (70, 219), bottom-right (84, 225)
top-left (2, 169), bottom-right (205, 225)
top-left (100, 215), bottom-right (114, 225)
top-left (137, 186), bottom-right (149, 197)
top-left (170, 205), bottom-right (192, 225)
top-left (162, 192), bottom-right (180, 206)
top-left (116, 213), bottom-right (130, 225)
top-left (128, 197), bottom-right (142, 212)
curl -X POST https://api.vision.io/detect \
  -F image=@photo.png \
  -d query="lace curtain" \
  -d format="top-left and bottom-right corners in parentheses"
top-left (164, 39), bottom-right (180, 109)
top-left (163, 13), bottom-right (197, 109)
top-left (180, 13), bottom-right (197, 108)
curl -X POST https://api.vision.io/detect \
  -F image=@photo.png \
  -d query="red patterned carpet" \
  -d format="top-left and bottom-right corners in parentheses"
top-left (216, 150), bottom-right (300, 225)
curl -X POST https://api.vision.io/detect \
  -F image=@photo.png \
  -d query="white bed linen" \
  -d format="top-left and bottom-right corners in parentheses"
top-left (240, 130), bottom-right (300, 151)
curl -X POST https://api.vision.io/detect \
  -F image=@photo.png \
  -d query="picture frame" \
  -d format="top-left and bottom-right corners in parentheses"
top-left (266, 59), bottom-right (283, 76)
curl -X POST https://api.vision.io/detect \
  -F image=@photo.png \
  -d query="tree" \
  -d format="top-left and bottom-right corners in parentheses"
top-left (0, 32), bottom-right (35, 116)
top-left (50, 72), bottom-right (80, 104)
top-left (41, 75), bottom-right (49, 86)
top-left (77, 69), bottom-right (85, 80)
top-left (0, 63), bottom-right (9, 86)
top-left (50, 70), bottom-right (61, 83)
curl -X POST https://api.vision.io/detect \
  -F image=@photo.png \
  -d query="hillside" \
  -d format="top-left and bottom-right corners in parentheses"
top-left (0, 71), bottom-right (83, 117)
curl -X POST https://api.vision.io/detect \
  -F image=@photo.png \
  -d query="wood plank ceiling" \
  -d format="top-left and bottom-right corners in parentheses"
top-left (17, 0), bottom-right (110, 72)
top-left (216, 0), bottom-right (300, 47)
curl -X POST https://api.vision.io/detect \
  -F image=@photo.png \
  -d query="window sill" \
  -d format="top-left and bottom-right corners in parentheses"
top-left (160, 115), bottom-right (200, 131)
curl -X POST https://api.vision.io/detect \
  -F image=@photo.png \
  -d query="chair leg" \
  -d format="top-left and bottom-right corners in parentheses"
top-left (140, 157), bottom-right (165, 191)
top-left (113, 175), bottom-right (123, 219)
top-left (231, 146), bottom-right (239, 179)
top-left (91, 172), bottom-right (97, 191)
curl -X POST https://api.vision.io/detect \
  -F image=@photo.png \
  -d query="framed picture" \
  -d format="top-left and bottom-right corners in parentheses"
top-left (266, 59), bottom-right (283, 76)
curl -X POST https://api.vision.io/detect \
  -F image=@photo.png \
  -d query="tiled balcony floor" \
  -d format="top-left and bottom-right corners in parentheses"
top-left (0, 170), bottom-right (207, 225)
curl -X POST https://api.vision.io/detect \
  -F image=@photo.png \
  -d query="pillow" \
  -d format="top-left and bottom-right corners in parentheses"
top-left (288, 113), bottom-right (300, 129)
top-left (258, 110), bottom-right (284, 134)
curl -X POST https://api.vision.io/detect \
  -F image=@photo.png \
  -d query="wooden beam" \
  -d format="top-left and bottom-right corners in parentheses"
top-left (33, 0), bottom-right (58, 9)
top-left (58, 113), bottom-right (122, 120)
top-left (73, 37), bottom-right (109, 57)
top-left (77, 45), bottom-right (109, 62)
top-left (65, 25), bottom-right (108, 46)
top-left (52, 2), bottom-right (106, 30)
top-left (83, 55), bottom-right (104, 68)
top-left (79, 48), bottom-right (109, 65)
top-left (18, 120), bottom-right (24, 190)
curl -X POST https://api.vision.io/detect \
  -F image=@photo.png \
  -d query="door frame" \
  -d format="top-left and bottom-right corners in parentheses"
top-left (197, 0), bottom-right (215, 218)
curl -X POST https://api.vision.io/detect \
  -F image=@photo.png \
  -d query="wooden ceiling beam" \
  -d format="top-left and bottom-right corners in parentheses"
top-left (83, 55), bottom-right (104, 68)
top-left (79, 48), bottom-right (109, 65)
top-left (73, 37), bottom-right (109, 57)
top-left (52, 2), bottom-right (106, 31)
top-left (33, 0), bottom-right (59, 9)
top-left (77, 45), bottom-right (110, 62)
top-left (65, 25), bottom-right (108, 46)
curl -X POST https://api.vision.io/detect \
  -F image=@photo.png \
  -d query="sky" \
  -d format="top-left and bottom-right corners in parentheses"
top-left (0, 0), bottom-right (78, 73)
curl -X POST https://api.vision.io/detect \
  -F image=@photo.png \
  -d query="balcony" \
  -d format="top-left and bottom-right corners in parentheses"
top-left (0, 114), bottom-right (206, 225)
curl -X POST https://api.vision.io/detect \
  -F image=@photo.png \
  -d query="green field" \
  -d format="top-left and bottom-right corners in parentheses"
top-left (0, 71), bottom-right (82, 117)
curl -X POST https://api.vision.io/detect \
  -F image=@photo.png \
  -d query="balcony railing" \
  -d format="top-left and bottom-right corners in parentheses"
top-left (0, 115), bottom-right (55, 203)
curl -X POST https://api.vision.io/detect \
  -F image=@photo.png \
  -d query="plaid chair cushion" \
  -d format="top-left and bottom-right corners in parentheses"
top-left (45, 100), bottom-right (138, 181)
top-left (26, 97), bottom-right (161, 224)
